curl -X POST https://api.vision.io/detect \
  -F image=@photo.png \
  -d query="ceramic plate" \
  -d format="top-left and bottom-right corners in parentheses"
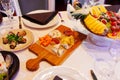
top-left (0, 51), bottom-right (19, 79)
top-left (33, 66), bottom-right (87, 80)
top-left (0, 29), bottom-right (34, 52)
top-left (22, 10), bottom-right (59, 29)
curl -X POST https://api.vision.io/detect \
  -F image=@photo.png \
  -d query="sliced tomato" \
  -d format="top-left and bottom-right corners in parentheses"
top-left (64, 29), bottom-right (73, 36)
top-left (52, 38), bottom-right (60, 44)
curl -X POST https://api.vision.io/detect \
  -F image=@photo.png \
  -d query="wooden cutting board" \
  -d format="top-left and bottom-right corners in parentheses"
top-left (26, 25), bottom-right (87, 71)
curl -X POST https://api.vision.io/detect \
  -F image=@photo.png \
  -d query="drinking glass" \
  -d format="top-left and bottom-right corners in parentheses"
top-left (0, 0), bottom-right (15, 28)
top-left (86, 0), bottom-right (100, 6)
top-left (109, 40), bottom-right (120, 62)
top-left (94, 59), bottom-right (115, 80)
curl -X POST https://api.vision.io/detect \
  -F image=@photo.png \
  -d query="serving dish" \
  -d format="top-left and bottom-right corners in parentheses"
top-left (22, 10), bottom-right (59, 29)
top-left (0, 51), bottom-right (19, 79)
top-left (0, 29), bottom-right (34, 52)
top-left (26, 25), bottom-right (87, 71)
top-left (33, 66), bottom-right (87, 80)
top-left (86, 33), bottom-right (115, 47)
top-left (71, 5), bottom-right (120, 47)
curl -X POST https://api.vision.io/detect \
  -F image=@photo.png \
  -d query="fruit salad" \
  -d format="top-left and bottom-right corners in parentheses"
top-left (92, 11), bottom-right (120, 38)
top-left (72, 5), bottom-right (120, 39)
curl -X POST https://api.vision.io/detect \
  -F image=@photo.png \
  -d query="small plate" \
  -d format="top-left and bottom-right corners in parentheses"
top-left (33, 66), bottom-right (87, 80)
top-left (0, 29), bottom-right (34, 52)
top-left (0, 51), bottom-right (19, 79)
top-left (22, 10), bottom-right (59, 29)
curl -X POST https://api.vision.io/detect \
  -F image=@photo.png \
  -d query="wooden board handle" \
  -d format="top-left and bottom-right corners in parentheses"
top-left (26, 56), bottom-right (43, 71)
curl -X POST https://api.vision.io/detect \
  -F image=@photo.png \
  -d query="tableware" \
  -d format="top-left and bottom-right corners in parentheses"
top-left (0, 29), bottom-right (34, 52)
top-left (33, 66), bottom-right (87, 80)
top-left (90, 70), bottom-right (98, 80)
top-left (27, 25), bottom-right (87, 71)
top-left (86, 33), bottom-right (114, 47)
top-left (109, 40), bottom-right (120, 62)
top-left (22, 10), bottom-right (59, 29)
top-left (19, 16), bottom-right (22, 29)
top-left (0, 50), bottom-right (19, 79)
top-left (115, 61), bottom-right (120, 80)
top-left (58, 12), bottom-right (64, 22)
top-left (94, 59), bottom-right (115, 80)
top-left (0, 0), bottom-right (15, 28)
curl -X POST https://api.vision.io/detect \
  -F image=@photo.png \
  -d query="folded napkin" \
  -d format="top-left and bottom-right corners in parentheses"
top-left (22, 11), bottom-right (58, 25)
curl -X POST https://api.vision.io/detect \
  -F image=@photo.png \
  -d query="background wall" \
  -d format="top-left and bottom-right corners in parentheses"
top-left (55, 0), bottom-right (72, 11)
top-left (18, 0), bottom-right (48, 15)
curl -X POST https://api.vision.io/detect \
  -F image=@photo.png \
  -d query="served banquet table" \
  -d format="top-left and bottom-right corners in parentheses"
top-left (1, 5), bottom-right (120, 80)
top-left (5, 11), bottom-right (94, 80)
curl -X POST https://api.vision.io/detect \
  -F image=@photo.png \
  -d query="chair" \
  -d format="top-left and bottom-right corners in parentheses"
top-left (13, 0), bottom-right (55, 16)
top-left (105, 0), bottom-right (120, 5)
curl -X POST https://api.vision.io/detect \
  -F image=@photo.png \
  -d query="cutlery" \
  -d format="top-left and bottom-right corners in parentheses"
top-left (90, 70), bottom-right (98, 80)
top-left (19, 16), bottom-right (22, 29)
top-left (58, 12), bottom-right (64, 22)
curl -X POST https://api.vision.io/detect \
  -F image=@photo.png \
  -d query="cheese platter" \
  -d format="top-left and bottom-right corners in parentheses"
top-left (26, 25), bottom-right (87, 71)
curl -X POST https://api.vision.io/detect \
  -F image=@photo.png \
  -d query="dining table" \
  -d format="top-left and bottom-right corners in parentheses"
top-left (0, 5), bottom-right (120, 80)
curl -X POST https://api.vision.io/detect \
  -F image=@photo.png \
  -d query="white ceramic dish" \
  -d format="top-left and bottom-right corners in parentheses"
top-left (0, 29), bottom-right (34, 52)
top-left (22, 10), bottom-right (59, 29)
top-left (86, 33), bottom-right (116, 47)
top-left (33, 66), bottom-right (87, 80)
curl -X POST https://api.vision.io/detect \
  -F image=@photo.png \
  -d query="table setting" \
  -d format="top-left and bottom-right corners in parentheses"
top-left (68, 1), bottom-right (120, 80)
top-left (0, 0), bottom-right (120, 80)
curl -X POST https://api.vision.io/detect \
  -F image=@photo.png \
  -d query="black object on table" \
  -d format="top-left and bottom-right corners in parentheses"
top-left (90, 70), bottom-right (98, 80)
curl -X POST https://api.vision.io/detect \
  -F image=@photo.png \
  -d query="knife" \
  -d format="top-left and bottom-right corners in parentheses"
top-left (90, 70), bottom-right (98, 80)
top-left (19, 16), bottom-right (22, 29)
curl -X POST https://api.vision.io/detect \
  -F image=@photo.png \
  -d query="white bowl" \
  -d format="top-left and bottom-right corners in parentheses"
top-left (86, 33), bottom-right (116, 47)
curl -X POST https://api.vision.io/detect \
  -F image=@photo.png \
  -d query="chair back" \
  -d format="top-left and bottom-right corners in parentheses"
top-left (13, 0), bottom-right (55, 16)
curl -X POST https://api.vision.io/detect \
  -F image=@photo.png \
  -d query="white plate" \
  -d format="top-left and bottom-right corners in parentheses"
top-left (0, 29), bottom-right (34, 52)
top-left (22, 10), bottom-right (59, 29)
top-left (33, 66), bottom-right (87, 80)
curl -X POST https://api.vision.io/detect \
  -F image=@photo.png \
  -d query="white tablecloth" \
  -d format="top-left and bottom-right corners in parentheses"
top-left (1, 11), bottom-right (109, 80)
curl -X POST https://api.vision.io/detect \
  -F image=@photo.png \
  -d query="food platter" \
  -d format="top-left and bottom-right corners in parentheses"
top-left (0, 51), bottom-right (19, 79)
top-left (0, 29), bottom-right (34, 52)
top-left (33, 66), bottom-right (87, 80)
top-left (71, 5), bottom-right (120, 47)
top-left (22, 10), bottom-right (59, 29)
top-left (26, 25), bottom-right (87, 71)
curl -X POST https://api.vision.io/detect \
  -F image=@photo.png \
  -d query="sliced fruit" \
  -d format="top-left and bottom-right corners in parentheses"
top-left (107, 32), bottom-right (117, 39)
top-left (97, 5), bottom-right (107, 13)
top-left (39, 35), bottom-right (52, 47)
top-left (84, 14), bottom-right (108, 35)
top-left (90, 6), bottom-right (101, 17)
top-left (90, 5), bottom-right (107, 17)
